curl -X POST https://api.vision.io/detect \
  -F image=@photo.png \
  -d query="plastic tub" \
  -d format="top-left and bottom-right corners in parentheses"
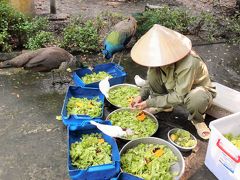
top-left (111, 172), bottom-right (143, 180)
top-left (61, 86), bottom-right (105, 128)
top-left (73, 63), bottom-right (127, 88)
top-left (120, 137), bottom-right (185, 180)
top-left (68, 120), bottom-right (120, 180)
top-left (205, 112), bottom-right (240, 180)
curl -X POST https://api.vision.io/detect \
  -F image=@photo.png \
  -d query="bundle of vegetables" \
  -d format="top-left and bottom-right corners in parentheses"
top-left (82, 71), bottom-right (113, 84)
top-left (67, 97), bottom-right (102, 118)
top-left (108, 110), bottom-right (157, 140)
top-left (70, 133), bottom-right (112, 169)
top-left (170, 129), bottom-right (197, 147)
top-left (108, 86), bottom-right (139, 107)
top-left (121, 143), bottom-right (178, 180)
top-left (224, 133), bottom-right (240, 150)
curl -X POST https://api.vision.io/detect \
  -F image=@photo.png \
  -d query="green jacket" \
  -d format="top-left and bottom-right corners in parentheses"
top-left (140, 53), bottom-right (216, 108)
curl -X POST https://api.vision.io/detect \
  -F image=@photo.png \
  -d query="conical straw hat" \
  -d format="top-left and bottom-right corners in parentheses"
top-left (131, 24), bottom-right (192, 67)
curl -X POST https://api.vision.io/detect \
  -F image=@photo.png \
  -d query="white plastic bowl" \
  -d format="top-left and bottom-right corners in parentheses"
top-left (168, 128), bottom-right (197, 152)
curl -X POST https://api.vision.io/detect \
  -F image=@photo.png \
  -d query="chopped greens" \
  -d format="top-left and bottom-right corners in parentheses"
top-left (121, 143), bottom-right (178, 180)
top-left (170, 129), bottom-right (197, 148)
top-left (108, 110), bottom-right (157, 140)
top-left (70, 133), bottom-right (112, 169)
top-left (82, 71), bottom-right (113, 84)
top-left (108, 85), bottom-right (139, 107)
top-left (224, 133), bottom-right (240, 150)
top-left (67, 97), bottom-right (102, 118)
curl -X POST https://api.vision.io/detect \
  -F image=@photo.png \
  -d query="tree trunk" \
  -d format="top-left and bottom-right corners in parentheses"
top-left (50, 0), bottom-right (56, 14)
top-left (9, 0), bottom-right (35, 16)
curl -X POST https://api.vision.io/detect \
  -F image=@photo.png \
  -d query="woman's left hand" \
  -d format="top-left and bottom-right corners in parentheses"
top-left (134, 101), bottom-right (147, 110)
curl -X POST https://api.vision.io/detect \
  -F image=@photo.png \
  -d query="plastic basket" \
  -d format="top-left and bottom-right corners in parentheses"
top-left (61, 86), bottom-right (105, 127)
top-left (205, 112), bottom-right (240, 180)
top-left (73, 63), bottom-right (127, 88)
top-left (68, 120), bottom-right (121, 180)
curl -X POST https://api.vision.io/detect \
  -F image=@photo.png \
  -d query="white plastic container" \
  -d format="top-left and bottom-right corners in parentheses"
top-left (205, 112), bottom-right (240, 180)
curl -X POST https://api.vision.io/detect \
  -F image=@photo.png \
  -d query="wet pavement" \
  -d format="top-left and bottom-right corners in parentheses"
top-left (0, 43), bottom-right (239, 180)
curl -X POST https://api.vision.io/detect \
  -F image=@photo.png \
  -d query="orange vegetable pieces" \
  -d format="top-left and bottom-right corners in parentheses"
top-left (153, 147), bottom-right (164, 157)
top-left (136, 111), bottom-right (146, 121)
top-left (98, 138), bottom-right (105, 144)
top-left (76, 102), bottom-right (83, 107)
top-left (127, 96), bottom-right (134, 104)
top-left (170, 134), bottom-right (178, 142)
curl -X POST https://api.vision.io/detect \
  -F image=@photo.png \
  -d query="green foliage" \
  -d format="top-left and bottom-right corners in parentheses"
top-left (198, 12), bottom-right (219, 41)
top-left (0, 2), bottom-right (26, 51)
top-left (19, 17), bottom-right (49, 39)
top-left (134, 6), bottom-right (195, 37)
top-left (227, 14), bottom-right (240, 43)
top-left (25, 31), bottom-right (55, 50)
top-left (61, 19), bottom-right (100, 53)
top-left (0, 2), bottom-right (53, 52)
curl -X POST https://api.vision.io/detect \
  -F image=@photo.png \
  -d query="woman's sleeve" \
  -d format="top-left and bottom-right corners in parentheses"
top-left (146, 66), bottom-right (195, 108)
top-left (139, 80), bottom-right (150, 100)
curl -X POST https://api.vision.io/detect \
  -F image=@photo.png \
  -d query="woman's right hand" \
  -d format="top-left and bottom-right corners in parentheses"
top-left (130, 96), bottom-right (142, 108)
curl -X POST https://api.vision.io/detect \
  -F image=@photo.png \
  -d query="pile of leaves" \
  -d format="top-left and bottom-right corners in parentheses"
top-left (108, 110), bottom-right (157, 140)
top-left (224, 133), bottom-right (240, 150)
top-left (108, 85), bottom-right (139, 107)
top-left (170, 129), bottom-right (197, 148)
top-left (82, 71), bottom-right (113, 84)
top-left (121, 143), bottom-right (178, 180)
top-left (70, 133), bottom-right (112, 169)
top-left (67, 97), bottom-right (102, 118)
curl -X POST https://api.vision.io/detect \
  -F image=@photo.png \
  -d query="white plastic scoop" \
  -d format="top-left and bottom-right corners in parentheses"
top-left (99, 77), bottom-right (110, 98)
top-left (90, 121), bottom-right (133, 138)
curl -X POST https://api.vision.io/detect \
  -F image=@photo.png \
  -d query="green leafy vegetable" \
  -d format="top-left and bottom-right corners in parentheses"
top-left (108, 86), bottom-right (139, 107)
top-left (82, 71), bottom-right (113, 84)
top-left (224, 133), bottom-right (240, 150)
top-left (70, 133), bottom-right (112, 169)
top-left (67, 97), bottom-right (102, 118)
top-left (121, 143), bottom-right (178, 180)
top-left (170, 129), bottom-right (197, 147)
top-left (108, 110), bottom-right (157, 140)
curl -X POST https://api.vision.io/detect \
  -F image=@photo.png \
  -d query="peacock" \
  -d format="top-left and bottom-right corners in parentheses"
top-left (102, 16), bottom-right (137, 62)
top-left (0, 47), bottom-right (82, 84)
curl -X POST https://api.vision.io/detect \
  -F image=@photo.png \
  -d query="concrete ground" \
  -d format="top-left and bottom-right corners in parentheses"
top-left (0, 43), bottom-right (239, 180)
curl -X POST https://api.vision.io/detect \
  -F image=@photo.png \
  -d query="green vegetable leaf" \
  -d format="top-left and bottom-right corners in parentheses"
top-left (70, 133), bottom-right (112, 169)
top-left (67, 97), bottom-right (102, 118)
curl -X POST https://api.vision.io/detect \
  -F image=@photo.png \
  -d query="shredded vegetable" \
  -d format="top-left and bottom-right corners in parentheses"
top-left (121, 143), bottom-right (178, 180)
top-left (224, 133), bottom-right (240, 150)
top-left (108, 86), bottom-right (139, 107)
top-left (82, 71), bottom-right (113, 84)
top-left (70, 133), bottom-right (112, 169)
top-left (170, 129), bottom-right (197, 148)
top-left (108, 110), bottom-right (157, 140)
top-left (67, 97), bottom-right (102, 118)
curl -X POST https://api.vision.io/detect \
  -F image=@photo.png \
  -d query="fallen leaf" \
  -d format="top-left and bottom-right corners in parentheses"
top-left (56, 116), bottom-right (62, 121)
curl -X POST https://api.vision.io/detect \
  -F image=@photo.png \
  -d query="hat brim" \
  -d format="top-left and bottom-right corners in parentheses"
top-left (131, 24), bottom-right (192, 67)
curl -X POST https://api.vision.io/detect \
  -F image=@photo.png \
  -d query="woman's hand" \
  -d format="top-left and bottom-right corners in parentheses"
top-left (134, 101), bottom-right (147, 110)
top-left (130, 96), bottom-right (142, 107)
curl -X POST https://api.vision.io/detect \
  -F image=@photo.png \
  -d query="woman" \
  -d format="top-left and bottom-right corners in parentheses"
top-left (130, 24), bottom-right (216, 140)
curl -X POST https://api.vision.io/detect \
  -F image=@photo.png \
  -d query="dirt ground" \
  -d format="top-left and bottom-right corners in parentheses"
top-left (34, 0), bottom-right (218, 17)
